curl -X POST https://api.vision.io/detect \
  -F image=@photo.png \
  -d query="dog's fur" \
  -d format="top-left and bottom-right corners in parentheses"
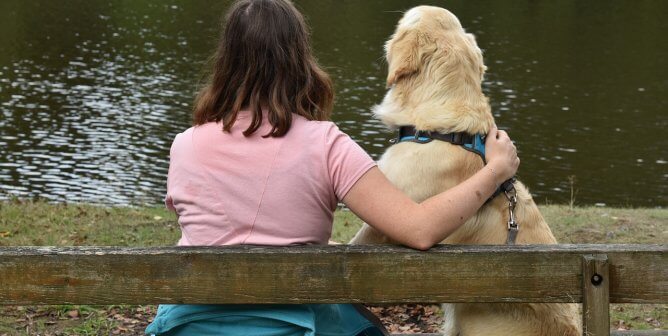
top-left (349, 6), bottom-right (581, 336)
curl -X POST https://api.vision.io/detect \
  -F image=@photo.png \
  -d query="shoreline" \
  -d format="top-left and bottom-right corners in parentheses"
top-left (0, 200), bottom-right (665, 246)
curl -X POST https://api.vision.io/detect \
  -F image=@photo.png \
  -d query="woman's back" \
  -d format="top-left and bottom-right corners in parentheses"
top-left (167, 111), bottom-right (375, 246)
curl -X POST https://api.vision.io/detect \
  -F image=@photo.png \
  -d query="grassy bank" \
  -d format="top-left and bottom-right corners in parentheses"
top-left (0, 200), bottom-right (666, 334)
top-left (1, 200), bottom-right (665, 246)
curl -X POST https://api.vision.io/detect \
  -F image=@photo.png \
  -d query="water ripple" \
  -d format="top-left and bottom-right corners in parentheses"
top-left (1, 0), bottom-right (666, 207)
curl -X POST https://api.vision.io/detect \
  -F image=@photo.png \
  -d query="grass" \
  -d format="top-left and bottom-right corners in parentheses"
top-left (0, 201), bottom-right (178, 246)
top-left (0, 199), bottom-right (666, 334)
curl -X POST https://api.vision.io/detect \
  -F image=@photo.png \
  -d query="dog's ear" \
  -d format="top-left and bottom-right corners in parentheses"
top-left (386, 30), bottom-right (425, 87)
top-left (465, 33), bottom-right (487, 80)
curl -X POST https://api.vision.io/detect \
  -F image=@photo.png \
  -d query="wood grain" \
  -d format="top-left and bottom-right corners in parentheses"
top-left (583, 254), bottom-right (610, 336)
top-left (0, 244), bottom-right (665, 305)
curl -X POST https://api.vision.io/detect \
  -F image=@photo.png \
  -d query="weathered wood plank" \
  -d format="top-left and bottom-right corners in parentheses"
top-left (583, 254), bottom-right (611, 336)
top-left (0, 245), bottom-right (665, 305)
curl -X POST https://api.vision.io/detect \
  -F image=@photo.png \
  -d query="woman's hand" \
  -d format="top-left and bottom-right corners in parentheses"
top-left (484, 125), bottom-right (520, 184)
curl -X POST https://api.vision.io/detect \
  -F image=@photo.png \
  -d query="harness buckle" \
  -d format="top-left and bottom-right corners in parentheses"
top-left (413, 130), bottom-right (433, 144)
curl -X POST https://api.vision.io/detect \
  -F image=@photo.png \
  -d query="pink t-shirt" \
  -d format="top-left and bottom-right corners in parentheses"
top-left (165, 111), bottom-right (376, 246)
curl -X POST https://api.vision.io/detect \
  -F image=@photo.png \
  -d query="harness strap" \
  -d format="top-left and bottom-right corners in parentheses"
top-left (395, 126), bottom-right (515, 201)
top-left (396, 126), bottom-right (487, 164)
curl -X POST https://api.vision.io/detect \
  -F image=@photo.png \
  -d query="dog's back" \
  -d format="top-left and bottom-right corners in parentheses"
top-left (350, 6), bottom-right (581, 335)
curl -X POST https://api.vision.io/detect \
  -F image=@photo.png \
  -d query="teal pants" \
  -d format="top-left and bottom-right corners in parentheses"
top-left (146, 304), bottom-right (388, 336)
top-left (160, 315), bottom-right (308, 336)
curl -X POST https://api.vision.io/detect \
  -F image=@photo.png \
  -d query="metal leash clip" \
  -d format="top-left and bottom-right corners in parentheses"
top-left (505, 188), bottom-right (519, 245)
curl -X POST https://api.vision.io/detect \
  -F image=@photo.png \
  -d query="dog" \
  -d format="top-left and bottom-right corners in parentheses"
top-left (349, 6), bottom-right (581, 336)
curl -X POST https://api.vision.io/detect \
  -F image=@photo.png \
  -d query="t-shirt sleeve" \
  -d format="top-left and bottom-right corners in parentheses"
top-left (324, 124), bottom-right (377, 200)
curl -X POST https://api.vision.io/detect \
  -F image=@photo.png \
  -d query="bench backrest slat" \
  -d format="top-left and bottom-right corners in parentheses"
top-left (0, 244), bottom-right (665, 305)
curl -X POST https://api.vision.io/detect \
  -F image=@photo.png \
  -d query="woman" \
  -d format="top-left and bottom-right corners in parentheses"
top-left (146, 0), bottom-right (519, 335)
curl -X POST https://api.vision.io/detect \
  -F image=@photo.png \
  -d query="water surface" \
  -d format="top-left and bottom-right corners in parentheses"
top-left (0, 0), bottom-right (666, 206)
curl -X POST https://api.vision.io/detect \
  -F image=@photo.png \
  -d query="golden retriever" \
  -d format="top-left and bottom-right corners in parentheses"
top-left (349, 6), bottom-right (581, 336)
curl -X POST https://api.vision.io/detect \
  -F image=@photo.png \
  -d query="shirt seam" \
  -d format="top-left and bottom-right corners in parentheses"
top-left (241, 139), bottom-right (284, 244)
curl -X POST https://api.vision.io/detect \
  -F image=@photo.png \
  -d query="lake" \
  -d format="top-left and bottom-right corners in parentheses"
top-left (0, 0), bottom-right (666, 207)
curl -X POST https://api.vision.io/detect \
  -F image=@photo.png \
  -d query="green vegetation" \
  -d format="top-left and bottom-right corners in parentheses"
top-left (0, 201), bottom-right (178, 247)
top-left (3, 199), bottom-right (664, 247)
top-left (0, 200), bottom-right (665, 334)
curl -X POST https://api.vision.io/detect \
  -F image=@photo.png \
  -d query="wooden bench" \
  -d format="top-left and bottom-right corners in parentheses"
top-left (1, 244), bottom-right (666, 336)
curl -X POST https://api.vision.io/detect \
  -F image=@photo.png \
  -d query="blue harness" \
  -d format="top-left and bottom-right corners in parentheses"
top-left (394, 125), bottom-right (516, 202)
top-left (395, 126), bottom-right (488, 164)
top-left (394, 125), bottom-right (520, 244)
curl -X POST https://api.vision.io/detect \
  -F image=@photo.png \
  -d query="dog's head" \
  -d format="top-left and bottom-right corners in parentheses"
top-left (378, 6), bottom-right (493, 134)
top-left (386, 6), bottom-right (486, 87)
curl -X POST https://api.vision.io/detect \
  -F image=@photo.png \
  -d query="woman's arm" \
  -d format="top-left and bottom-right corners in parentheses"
top-left (342, 126), bottom-right (519, 250)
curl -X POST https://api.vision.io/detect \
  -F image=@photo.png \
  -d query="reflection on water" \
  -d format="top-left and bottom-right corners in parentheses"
top-left (0, 0), bottom-right (666, 206)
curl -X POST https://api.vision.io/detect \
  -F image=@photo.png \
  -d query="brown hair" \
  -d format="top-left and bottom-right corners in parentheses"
top-left (193, 0), bottom-right (334, 137)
